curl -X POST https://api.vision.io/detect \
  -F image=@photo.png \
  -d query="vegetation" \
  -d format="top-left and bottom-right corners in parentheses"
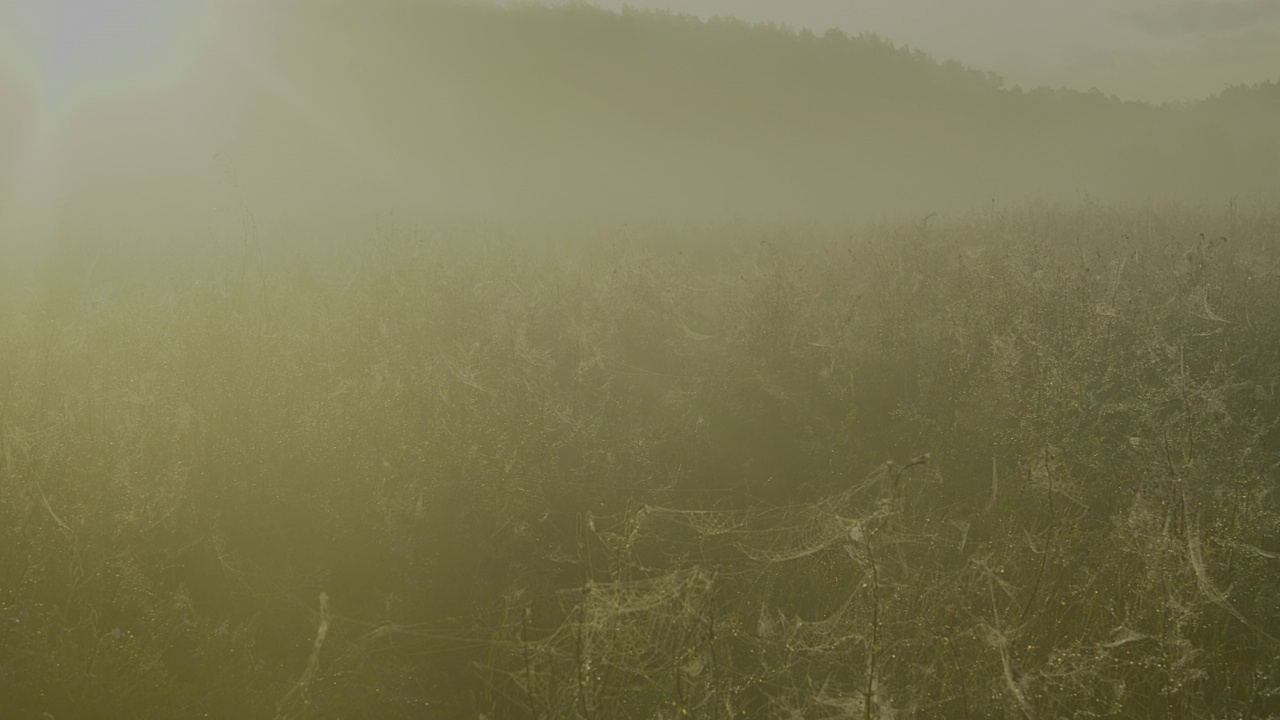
top-left (226, 0), bottom-right (1280, 220)
top-left (9, 0), bottom-right (1277, 245)
top-left (2, 201), bottom-right (1278, 718)
top-left (3, 4), bottom-right (1278, 717)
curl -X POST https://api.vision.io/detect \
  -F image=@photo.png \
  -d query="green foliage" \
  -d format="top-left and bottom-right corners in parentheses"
top-left (2, 202), bottom-right (1279, 717)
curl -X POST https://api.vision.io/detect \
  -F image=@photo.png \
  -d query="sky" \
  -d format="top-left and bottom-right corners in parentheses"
top-left (562, 0), bottom-right (1280, 101)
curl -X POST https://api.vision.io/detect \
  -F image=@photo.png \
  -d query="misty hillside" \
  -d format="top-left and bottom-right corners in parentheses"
top-left (228, 0), bottom-right (1280, 218)
top-left (4, 0), bottom-right (1278, 247)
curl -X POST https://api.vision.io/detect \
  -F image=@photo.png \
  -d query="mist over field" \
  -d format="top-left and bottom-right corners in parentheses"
top-left (2, 2), bottom-right (1279, 718)
top-left (2, 0), bottom-right (1278, 259)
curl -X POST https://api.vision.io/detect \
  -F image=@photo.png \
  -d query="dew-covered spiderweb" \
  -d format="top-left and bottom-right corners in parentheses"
top-left (475, 458), bottom-right (958, 719)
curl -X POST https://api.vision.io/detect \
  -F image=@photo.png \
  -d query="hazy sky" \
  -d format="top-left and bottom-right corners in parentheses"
top-left (562, 0), bottom-right (1280, 101)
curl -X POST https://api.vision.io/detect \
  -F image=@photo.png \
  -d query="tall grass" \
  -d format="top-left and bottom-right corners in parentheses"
top-left (1, 202), bottom-right (1277, 718)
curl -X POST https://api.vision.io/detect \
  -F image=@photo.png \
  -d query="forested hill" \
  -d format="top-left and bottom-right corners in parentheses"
top-left (4, 1), bottom-right (1278, 239)
top-left (224, 0), bottom-right (1280, 221)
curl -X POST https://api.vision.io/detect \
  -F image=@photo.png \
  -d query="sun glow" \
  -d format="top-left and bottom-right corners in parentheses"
top-left (0, 0), bottom-right (227, 246)
top-left (1, 1), bottom-right (409, 251)
top-left (1, 0), bottom-right (220, 106)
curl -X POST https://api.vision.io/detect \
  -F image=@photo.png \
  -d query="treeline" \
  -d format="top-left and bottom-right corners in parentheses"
top-left (4, 1), bottom-right (1276, 244)
top-left (222, 0), bottom-right (1280, 221)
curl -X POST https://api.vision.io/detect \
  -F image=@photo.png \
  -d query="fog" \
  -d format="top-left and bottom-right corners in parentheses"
top-left (3, 3), bottom-right (1280, 717)
top-left (575, 0), bottom-right (1280, 102)
top-left (2, 0), bottom-right (1277, 268)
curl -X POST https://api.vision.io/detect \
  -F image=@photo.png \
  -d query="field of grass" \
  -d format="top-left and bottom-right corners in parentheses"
top-left (2, 201), bottom-right (1278, 718)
